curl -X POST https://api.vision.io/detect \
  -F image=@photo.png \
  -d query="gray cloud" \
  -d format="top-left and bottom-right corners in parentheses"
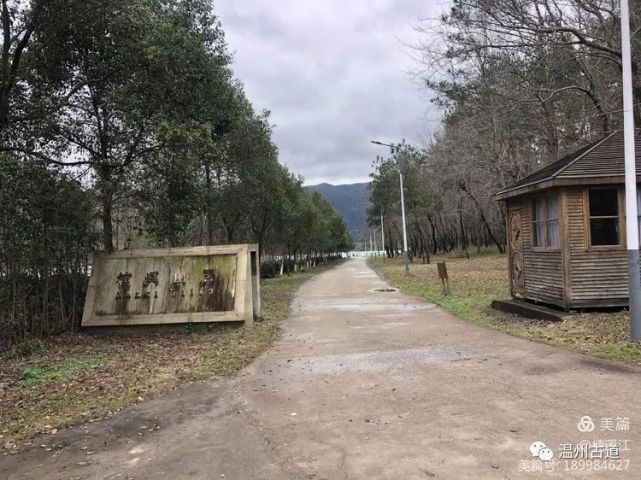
top-left (217, 0), bottom-right (445, 185)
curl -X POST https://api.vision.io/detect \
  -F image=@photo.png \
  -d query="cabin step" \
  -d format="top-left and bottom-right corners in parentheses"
top-left (490, 299), bottom-right (567, 322)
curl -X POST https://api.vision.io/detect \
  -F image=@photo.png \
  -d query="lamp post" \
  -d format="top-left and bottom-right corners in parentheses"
top-left (620, 0), bottom-right (641, 340)
top-left (371, 140), bottom-right (410, 276)
top-left (380, 208), bottom-right (385, 257)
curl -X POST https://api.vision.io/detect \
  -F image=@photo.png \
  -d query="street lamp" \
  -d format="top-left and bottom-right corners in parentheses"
top-left (380, 207), bottom-right (385, 257)
top-left (371, 140), bottom-right (410, 276)
top-left (619, 0), bottom-right (641, 339)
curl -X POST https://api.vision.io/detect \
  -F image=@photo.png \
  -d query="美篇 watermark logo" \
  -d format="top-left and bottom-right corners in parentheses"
top-left (577, 415), bottom-right (595, 433)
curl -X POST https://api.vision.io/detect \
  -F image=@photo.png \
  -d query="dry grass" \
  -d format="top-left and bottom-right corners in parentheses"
top-left (368, 251), bottom-right (641, 366)
top-left (0, 266), bottom-right (333, 451)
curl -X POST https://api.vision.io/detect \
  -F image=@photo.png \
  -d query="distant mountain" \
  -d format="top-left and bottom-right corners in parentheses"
top-left (306, 182), bottom-right (369, 239)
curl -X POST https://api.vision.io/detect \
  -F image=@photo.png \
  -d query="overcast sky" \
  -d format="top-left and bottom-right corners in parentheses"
top-left (217, 1), bottom-right (446, 185)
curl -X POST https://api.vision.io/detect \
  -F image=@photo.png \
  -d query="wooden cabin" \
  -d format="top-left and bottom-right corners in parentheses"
top-left (494, 131), bottom-right (641, 310)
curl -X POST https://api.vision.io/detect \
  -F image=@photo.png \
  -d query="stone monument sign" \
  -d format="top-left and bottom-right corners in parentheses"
top-left (82, 244), bottom-right (260, 327)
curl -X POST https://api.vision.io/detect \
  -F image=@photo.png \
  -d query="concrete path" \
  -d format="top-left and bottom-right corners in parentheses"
top-left (3, 258), bottom-right (641, 479)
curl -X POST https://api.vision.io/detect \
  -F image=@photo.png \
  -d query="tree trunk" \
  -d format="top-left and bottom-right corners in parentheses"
top-left (458, 198), bottom-right (470, 259)
top-left (458, 181), bottom-right (505, 254)
top-left (101, 190), bottom-right (115, 253)
top-left (428, 215), bottom-right (438, 254)
top-left (205, 163), bottom-right (214, 245)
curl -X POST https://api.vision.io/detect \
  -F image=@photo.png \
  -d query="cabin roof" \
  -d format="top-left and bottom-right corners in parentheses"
top-left (494, 131), bottom-right (641, 200)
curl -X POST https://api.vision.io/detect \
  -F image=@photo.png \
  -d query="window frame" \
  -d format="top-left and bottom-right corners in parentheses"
top-left (584, 187), bottom-right (624, 250)
top-left (531, 193), bottom-right (561, 251)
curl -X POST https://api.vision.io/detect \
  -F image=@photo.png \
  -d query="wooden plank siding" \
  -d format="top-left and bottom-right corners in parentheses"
top-left (517, 196), bottom-right (564, 306)
top-left (565, 188), bottom-right (628, 307)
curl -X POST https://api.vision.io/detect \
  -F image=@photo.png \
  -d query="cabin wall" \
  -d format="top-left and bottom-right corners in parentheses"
top-left (508, 196), bottom-right (564, 307)
top-left (565, 187), bottom-right (628, 308)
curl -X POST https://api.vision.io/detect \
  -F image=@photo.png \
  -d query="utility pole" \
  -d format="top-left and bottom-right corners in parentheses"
top-left (620, 0), bottom-right (641, 340)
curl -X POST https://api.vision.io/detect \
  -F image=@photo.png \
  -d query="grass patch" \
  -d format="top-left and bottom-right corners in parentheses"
top-left (17, 357), bottom-right (102, 387)
top-left (368, 253), bottom-right (641, 366)
top-left (0, 263), bottom-right (337, 451)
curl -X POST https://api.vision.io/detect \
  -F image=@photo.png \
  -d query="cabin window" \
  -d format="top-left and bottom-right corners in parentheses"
top-left (588, 188), bottom-right (619, 246)
top-left (532, 194), bottom-right (559, 248)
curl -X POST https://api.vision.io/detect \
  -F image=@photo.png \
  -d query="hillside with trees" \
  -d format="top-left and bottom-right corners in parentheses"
top-left (0, 0), bottom-right (351, 349)
top-left (369, 0), bottom-right (631, 259)
top-left (306, 182), bottom-right (369, 240)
